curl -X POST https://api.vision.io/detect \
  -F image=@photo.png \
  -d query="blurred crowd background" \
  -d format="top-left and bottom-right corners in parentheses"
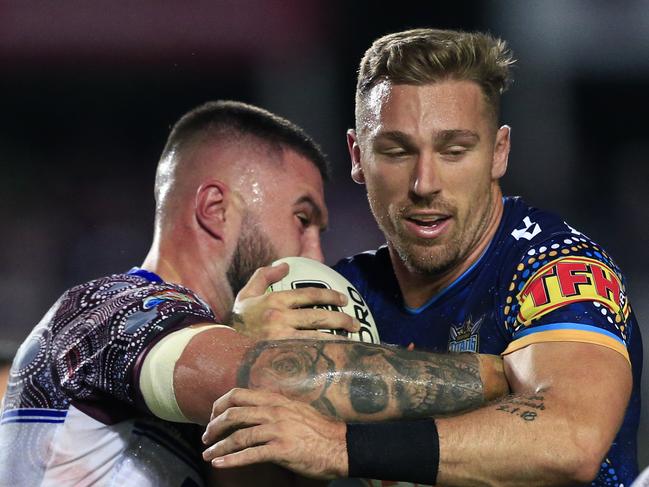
top-left (1, 0), bottom-right (648, 467)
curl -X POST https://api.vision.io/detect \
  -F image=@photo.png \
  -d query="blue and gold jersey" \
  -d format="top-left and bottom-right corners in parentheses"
top-left (334, 196), bottom-right (642, 487)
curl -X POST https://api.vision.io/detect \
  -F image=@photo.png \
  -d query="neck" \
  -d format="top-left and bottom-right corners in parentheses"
top-left (141, 236), bottom-right (233, 323)
top-left (392, 188), bottom-right (504, 309)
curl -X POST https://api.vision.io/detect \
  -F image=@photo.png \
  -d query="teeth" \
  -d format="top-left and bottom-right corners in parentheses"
top-left (410, 216), bottom-right (443, 223)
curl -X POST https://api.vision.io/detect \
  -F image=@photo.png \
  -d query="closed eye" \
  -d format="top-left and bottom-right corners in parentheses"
top-left (441, 146), bottom-right (470, 160)
top-left (293, 196), bottom-right (327, 232)
top-left (296, 212), bottom-right (312, 229)
top-left (377, 146), bottom-right (415, 159)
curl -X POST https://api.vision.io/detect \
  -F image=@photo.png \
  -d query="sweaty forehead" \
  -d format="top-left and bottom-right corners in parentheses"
top-left (358, 80), bottom-right (490, 138)
top-left (357, 79), bottom-right (393, 135)
top-left (279, 150), bottom-right (327, 211)
top-left (245, 149), bottom-right (327, 218)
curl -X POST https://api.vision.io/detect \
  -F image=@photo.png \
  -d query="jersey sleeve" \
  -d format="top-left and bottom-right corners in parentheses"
top-left (51, 276), bottom-right (216, 419)
top-left (499, 232), bottom-right (632, 364)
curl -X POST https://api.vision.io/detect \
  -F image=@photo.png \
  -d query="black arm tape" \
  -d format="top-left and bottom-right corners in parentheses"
top-left (346, 419), bottom-right (439, 484)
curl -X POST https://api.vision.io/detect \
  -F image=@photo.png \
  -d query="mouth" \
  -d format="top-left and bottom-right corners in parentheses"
top-left (406, 214), bottom-right (450, 227)
top-left (402, 213), bottom-right (452, 239)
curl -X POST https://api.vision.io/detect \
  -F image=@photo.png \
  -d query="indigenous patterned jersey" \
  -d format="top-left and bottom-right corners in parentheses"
top-left (0, 269), bottom-right (217, 486)
top-left (334, 197), bottom-right (642, 487)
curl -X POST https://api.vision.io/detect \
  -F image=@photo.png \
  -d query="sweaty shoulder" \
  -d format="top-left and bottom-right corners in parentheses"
top-left (494, 197), bottom-right (634, 364)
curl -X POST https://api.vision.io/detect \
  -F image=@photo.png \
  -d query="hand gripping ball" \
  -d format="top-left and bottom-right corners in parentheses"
top-left (268, 257), bottom-right (380, 344)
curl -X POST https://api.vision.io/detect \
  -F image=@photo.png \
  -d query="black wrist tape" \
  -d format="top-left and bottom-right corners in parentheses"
top-left (346, 419), bottom-right (439, 484)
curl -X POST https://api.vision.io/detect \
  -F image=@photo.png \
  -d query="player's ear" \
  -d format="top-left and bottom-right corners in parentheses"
top-left (491, 125), bottom-right (511, 179)
top-left (347, 129), bottom-right (365, 184)
top-left (195, 180), bottom-right (234, 240)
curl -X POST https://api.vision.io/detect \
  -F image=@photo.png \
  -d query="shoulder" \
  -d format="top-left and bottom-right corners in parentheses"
top-left (65, 273), bottom-right (212, 315)
top-left (498, 197), bottom-right (625, 280)
top-left (492, 197), bottom-right (613, 276)
top-left (46, 272), bottom-right (215, 350)
top-left (499, 197), bottom-right (581, 254)
top-left (497, 199), bottom-right (635, 361)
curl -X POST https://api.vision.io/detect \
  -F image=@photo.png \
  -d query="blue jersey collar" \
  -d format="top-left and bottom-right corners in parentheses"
top-left (127, 267), bottom-right (163, 283)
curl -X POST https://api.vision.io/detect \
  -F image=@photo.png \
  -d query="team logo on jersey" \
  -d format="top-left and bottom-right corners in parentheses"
top-left (516, 256), bottom-right (628, 325)
top-left (143, 290), bottom-right (198, 310)
top-left (448, 315), bottom-right (483, 352)
top-left (511, 216), bottom-right (542, 241)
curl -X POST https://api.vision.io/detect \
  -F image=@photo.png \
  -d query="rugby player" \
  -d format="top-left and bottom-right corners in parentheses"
top-left (202, 30), bottom-right (642, 487)
top-left (0, 100), bottom-right (508, 486)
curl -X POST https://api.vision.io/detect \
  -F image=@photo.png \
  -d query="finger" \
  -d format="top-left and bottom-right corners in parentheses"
top-left (287, 309), bottom-right (359, 332)
top-left (237, 263), bottom-right (290, 300)
top-left (312, 330), bottom-right (354, 341)
top-left (209, 444), bottom-right (276, 470)
top-left (279, 330), bottom-right (352, 341)
top-left (203, 423), bottom-right (276, 460)
top-left (203, 405), bottom-right (280, 445)
top-left (210, 388), bottom-right (289, 421)
top-left (269, 287), bottom-right (348, 308)
top-left (203, 406), bottom-right (260, 445)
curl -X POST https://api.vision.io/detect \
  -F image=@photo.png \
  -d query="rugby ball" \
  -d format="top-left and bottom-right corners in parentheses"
top-left (268, 257), bottom-right (380, 344)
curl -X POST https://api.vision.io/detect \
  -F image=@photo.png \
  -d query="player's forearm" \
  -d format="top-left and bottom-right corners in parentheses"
top-left (173, 329), bottom-right (508, 424)
top-left (236, 340), bottom-right (508, 422)
top-left (436, 390), bottom-right (606, 486)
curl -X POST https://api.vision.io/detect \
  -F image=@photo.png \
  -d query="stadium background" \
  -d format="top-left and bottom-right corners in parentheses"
top-left (1, 0), bottom-right (647, 468)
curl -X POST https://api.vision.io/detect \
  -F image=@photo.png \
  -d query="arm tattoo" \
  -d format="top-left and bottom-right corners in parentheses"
top-left (495, 393), bottom-right (546, 422)
top-left (237, 340), bottom-right (489, 421)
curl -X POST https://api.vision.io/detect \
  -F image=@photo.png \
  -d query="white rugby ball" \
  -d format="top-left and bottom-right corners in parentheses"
top-left (268, 256), bottom-right (380, 344)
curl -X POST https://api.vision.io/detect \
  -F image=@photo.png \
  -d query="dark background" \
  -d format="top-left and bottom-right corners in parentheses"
top-left (1, 0), bottom-right (647, 467)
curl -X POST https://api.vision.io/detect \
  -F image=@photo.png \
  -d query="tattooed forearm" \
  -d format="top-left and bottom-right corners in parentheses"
top-left (346, 343), bottom-right (484, 417)
top-left (237, 340), bottom-right (505, 421)
top-left (495, 393), bottom-right (546, 422)
top-left (237, 340), bottom-right (337, 404)
top-left (349, 372), bottom-right (389, 414)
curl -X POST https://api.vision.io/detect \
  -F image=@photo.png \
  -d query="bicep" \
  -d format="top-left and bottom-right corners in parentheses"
top-left (504, 341), bottom-right (631, 443)
top-left (177, 325), bottom-right (256, 424)
top-left (140, 324), bottom-right (254, 424)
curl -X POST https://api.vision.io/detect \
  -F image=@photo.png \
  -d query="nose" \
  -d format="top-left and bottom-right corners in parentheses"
top-left (411, 153), bottom-right (442, 199)
top-left (299, 227), bottom-right (325, 263)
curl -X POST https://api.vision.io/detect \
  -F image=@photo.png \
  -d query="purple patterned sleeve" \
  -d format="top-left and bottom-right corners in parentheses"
top-left (46, 274), bottom-right (216, 422)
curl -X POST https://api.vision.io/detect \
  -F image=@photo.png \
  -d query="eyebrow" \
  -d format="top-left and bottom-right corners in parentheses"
top-left (435, 129), bottom-right (480, 144)
top-left (295, 195), bottom-right (328, 232)
top-left (372, 131), bottom-right (414, 149)
top-left (374, 129), bottom-right (480, 146)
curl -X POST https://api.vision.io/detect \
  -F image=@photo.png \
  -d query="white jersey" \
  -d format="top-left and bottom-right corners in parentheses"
top-left (0, 406), bottom-right (204, 486)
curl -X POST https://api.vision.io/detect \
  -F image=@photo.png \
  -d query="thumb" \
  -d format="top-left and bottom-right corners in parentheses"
top-left (236, 262), bottom-right (290, 299)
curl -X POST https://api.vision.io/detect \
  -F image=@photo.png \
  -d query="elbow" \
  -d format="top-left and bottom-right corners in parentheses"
top-left (568, 454), bottom-right (603, 485)
top-left (551, 424), bottom-right (609, 484)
